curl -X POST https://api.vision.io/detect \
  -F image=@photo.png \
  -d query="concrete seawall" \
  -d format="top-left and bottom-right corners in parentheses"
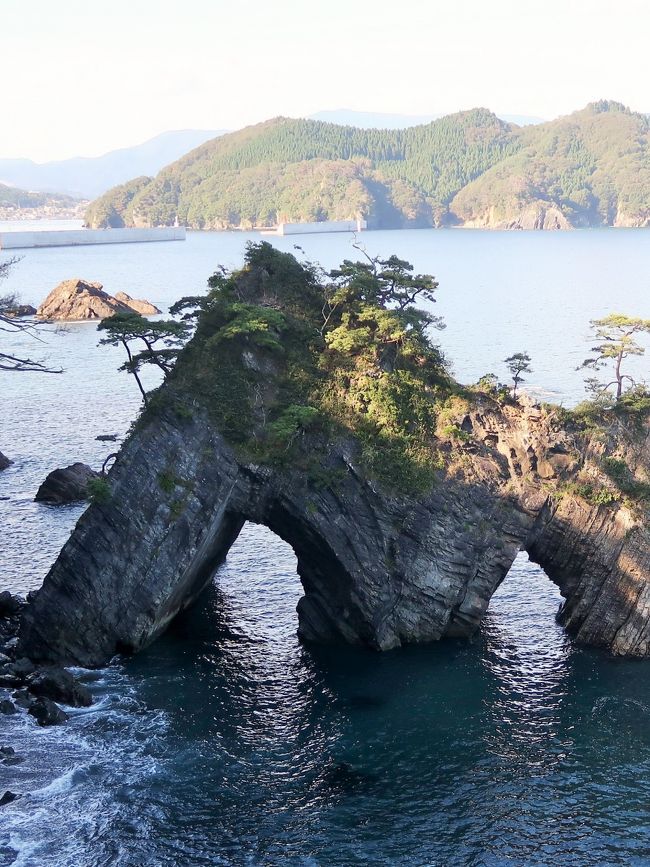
top-left (261, 219), bottom-right (367, 236)
top-left (0, 227), bottom-right (186, 250)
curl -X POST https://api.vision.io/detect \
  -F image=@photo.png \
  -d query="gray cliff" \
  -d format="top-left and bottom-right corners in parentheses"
top-left (17, 244), bottom-right (650, 665)
top-left (18, 398), bottom-right (650, 666)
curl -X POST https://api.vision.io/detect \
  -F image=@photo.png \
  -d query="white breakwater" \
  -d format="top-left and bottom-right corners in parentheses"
top-left (261, 218), bottom-right (367, 235)
top-left (0, 226), bottom-right (186, 250)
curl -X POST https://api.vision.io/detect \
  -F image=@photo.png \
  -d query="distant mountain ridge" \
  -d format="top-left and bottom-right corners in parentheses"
top-left (0, 130), bottom-right (226, 199)
top-left (309, 109), bottom-right (545, 128)
top-left (85, 101), bottom-right (650, 231)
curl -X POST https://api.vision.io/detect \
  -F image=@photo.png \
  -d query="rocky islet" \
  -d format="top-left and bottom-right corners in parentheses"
top-left (36, 278), bottom-right (160, 321)
top-left (14, 245), bottom-right (650, 666)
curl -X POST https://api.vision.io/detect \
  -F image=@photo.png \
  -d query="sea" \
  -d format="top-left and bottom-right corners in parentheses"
top-left (1, 224), bottom-right (650, 866)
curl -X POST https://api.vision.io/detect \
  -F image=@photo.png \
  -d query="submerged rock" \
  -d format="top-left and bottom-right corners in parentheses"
top-left (0, 699), bottom-right (17, 714)
top-left (4, 658), bottom-right (35, 679)
top-left (34, 463), bottom-right (100, 505)
top-left (36, 278), bottom-right (160, 321)
top-left (2, 756), bottom-right (23, 766)
top-left (0, 791), bottom-right (20, 807)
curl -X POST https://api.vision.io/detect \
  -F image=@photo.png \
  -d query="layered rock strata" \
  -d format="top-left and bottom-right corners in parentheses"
top-left (19, 396), bottom-right (650, 666)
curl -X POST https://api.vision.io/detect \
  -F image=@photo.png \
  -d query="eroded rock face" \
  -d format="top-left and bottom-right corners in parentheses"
top-left (18, 393), bottom-right (650, 666)
top-left (460, 203), bottom-right (572, 230)
top-left (16, 245), bottom-right (650, 666)
top-left (37, 279), bottom-right (161, 321)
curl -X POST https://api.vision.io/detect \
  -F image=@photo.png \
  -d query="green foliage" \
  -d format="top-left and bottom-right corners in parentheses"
top-left (614, 387), bottom-right (650, 417)
top-left (173, 402), bottom-right (194, 421)
top-left (472, 373), bottom-right (510, 401)
top-left (98, 311), bottom-right (191, 404)
top-left (160, 242), bottom-right (450, 494)
top-left (0, 183), bottom-right (79, 211)
top-left (84, 110), bottom-right (515, 229)
top-left (169, 498), bottom-right (187, 520)
top-left (87, 476), bottom-right (111, 505)
top-left (601, 456), bottom-right (650, 502)
top-left (563, 480), bottom-right (619, 507)
top-left (157, 471), bottom-right (178, 494)
top-left (504, 352), bottom-right (532, 397)
top-left (267, 405), bottom-right (320, 447)
top-left (85, 102), bottom-right (650, 231)
top-left (84, 176), bottom-right (151, 228)
top-left (580, 313), bottom-right (650, 400)
top-left (441, 424), bottom-right (472, 442)
top-left (208, 304), bottom-right (286, 351)
top-left (452, 101), bottom-right (650, 227)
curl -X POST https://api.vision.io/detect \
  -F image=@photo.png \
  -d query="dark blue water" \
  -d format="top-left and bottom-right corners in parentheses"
top-left (2, 228), bottom-right (650, 865)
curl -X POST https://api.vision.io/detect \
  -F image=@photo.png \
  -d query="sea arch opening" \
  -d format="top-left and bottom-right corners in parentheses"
top-left (212, 522), bottom-right (303, 646)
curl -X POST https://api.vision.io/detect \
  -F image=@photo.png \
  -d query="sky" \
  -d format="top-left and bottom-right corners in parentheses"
top-left (3, 0), bottom-right (650, 162)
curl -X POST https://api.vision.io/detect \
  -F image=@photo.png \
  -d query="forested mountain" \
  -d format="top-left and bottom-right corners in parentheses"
top-left (451, 101), bottom-right (650, 228)
top-left (85, 102), bottom-right (650, 231)
top-left (0, 183), bottom-right (85, 220)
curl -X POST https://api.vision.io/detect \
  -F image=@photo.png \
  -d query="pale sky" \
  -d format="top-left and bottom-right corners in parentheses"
top-left (3, 0), bottom-right (649, 162)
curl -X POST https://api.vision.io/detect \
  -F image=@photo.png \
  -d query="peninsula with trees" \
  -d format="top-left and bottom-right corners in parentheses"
top-left (0, 183), bottom-right (86, 221)
top-left (85, 101), bottom-right (650, 232)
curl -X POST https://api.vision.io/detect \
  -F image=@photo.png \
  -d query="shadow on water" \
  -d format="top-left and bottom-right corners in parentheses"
top-left (117, 530), bottom-right (650, 865)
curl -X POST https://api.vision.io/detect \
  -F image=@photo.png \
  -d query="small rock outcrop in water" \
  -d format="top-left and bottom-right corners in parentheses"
top-left (34, 463), bottom-right (100, 504)
top-left (0, 590), bottom-right (91, 727)
top-left (17, 244), bottom-right (650, 666)
top-left (0, 452), bottom-right (12, 471)
top-left (36, 278), bottom-right (161, 321)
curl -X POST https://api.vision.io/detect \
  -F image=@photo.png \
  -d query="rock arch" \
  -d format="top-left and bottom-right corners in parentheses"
top-left (19, 399), bottom-right (650, 666)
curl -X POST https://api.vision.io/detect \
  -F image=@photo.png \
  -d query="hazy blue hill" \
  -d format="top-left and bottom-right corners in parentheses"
top-left (0, 130), bottom-right (226, 199)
